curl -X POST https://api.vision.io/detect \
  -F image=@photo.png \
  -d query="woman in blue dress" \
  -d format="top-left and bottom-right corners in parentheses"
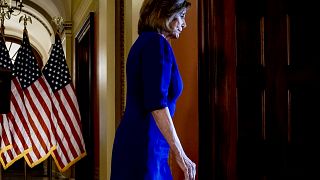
top-left (110, 0), bottom-right (196, 179)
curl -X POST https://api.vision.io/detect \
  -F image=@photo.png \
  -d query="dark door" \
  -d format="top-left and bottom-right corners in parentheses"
top-left (199, 0), bottom-right (320, 179)
top-left (75, 12), bottom-right (98, 180)
top-left (237, 0), bottom-right (320, 179)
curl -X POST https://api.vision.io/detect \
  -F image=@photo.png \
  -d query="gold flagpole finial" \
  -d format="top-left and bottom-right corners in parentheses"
top-left (19, 14), bottom-right (32, 30)
top-left (52, 16), bottom-right (64, 34)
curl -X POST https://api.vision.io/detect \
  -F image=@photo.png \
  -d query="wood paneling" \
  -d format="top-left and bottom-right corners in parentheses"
top-left (200, 0), bottom-right (320, 179)
top-left (199, 0), bottom-right (237, 179)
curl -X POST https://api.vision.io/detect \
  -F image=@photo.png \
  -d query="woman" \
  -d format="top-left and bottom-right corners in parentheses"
top-left (110, 0), bottom-right (196, 179)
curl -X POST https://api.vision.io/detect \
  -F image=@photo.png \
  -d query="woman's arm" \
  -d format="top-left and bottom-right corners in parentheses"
top-left (151, 107), bottom-right (196, 180)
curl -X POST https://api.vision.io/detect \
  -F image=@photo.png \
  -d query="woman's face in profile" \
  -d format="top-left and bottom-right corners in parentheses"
top-left (169, 8), bottom-right (187, 39)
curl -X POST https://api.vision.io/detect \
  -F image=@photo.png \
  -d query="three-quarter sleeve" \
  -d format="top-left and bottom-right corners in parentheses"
top-left (141, 35), bottom-right (172, 112)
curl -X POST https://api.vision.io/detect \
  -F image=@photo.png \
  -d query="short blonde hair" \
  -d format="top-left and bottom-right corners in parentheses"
top-left (138, 0), bottom-right (191, 35)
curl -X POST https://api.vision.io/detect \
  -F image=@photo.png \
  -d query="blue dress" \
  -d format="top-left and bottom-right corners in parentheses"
top-left (110, 31), bottom-right (183, 180)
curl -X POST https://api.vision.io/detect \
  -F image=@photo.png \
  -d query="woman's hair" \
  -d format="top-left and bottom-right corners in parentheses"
top-left (138, 0), bottom-right (191, 35)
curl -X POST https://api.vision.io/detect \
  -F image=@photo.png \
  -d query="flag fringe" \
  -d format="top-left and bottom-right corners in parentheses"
top-left (24, 145), bottom-right (56, 168)
top-left (0, 147), bottom-right (32, 169)
top-left (0, 144), bottom-right (12, 155)
top-left (51, 152), bottom-right (87, 172)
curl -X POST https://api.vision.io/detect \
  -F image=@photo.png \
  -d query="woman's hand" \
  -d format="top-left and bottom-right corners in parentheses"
top-left (151, 108), bottom-right (196, 179)
top-left (175, 152), bottom-right (196, 180)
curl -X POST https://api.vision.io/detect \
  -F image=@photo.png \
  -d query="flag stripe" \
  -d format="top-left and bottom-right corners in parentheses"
top-left (26, 150), bottom-right (41, 164)
top-left (52, 126), bottom-right (72, 163)
top-left (0, 118), bottom-right (12, 169)
top-left (51, 122), bottom-right (72, 165)
top-left (1, 150), bottom-right (13, 165)
top-left (11, 78), bottom-right (32, 151)
top-left (24, 93), bottom-right (50, 154)
top-left (24, 110), bottom-right (50, 159)
top-left (53, 114), bottom-right (78, 160)
top-left (52, 150), bottom-right (68, 168)
top-left (11, 81), bottom-right (28, 127)
top-left (9, 113), bottom-right (29, 151)
top-left (51, 102), bottom-right (78, 159)
top-left (54, 90), bottom-right (83, 154)
top-left (61, 86), bottom-right (85, 151)
top-left (25, 84), bottom-right (53, 145)
top-left (28, 83), bottom-right (53, 137)
top-left (8, 119), bottom-right (24, 155)
top-left (10, 92), bottom-right (31, 149)
top-left (0, 116), bottom-right (11, 148)
top-left (61, 86), bottom-right (83, 135)
top-left (63, 90), bottom-right (86, 151)
top-left (30, 80), bottom-right (54, 140)
top-left (63, 85), bottom-right (81, 125)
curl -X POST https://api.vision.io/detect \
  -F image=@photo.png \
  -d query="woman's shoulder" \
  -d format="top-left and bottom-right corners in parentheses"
top-left (139, 31), bottom-right (171, 50)
top-left (139, 31), bottom-right (169, 46)
top-left (140, 31), bottom-right (161, 38)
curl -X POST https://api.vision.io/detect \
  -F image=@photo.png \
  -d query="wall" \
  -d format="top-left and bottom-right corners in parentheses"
top-left (97, 0), bottom-right (115, 179)
top-left (170, 0), bottom-right (199, 179)
top-left (122, 0), bottom-right (144, 113)
top-left (124, 0), bottom-right (143, 55)
top-left (72, 0), bottom-right (115, 179)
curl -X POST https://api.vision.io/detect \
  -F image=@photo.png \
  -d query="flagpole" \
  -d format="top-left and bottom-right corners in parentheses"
top-left (24, 161), bottom-right (27, 180)
top-left (20, 15), bottom-right (33, 180)
top-left (0, 11), bottom-right (5, 41)
top-left (19, 14), bottom-right (32, 31)
top-left (49, 157), bottom-right (52, 180)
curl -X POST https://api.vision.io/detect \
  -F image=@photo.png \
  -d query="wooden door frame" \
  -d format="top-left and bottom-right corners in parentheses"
top-left (115, 0), bottom-right (126, 129)
top-left (74, 12), bottom-right (98, 179)
top-left (198, 0), bottom-right (237, 179)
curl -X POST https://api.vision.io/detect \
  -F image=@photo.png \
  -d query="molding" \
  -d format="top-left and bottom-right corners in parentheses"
top-left (22, 0), bottom-right (54, 34)
top-left (21, 9), bottom-right (52, 36)
top-left (120, 0), bottom-right (125, 119)
top-left (63, 21), bottom-right (72, 32)
top-left (60, 20), bottom-right (72, 40)
top-left (73, 0), bottom-right (94, 33)
top-left (115, 0), bottom-right (125, 128)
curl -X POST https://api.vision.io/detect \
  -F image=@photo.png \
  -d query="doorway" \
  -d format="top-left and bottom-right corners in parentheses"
top-left (74, 12), bottom-right (98, 180)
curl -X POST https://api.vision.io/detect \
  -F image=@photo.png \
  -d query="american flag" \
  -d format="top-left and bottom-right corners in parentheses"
top-left (0, 114), bottom-right (12, 162)
top-left (14, 30), bottom-right (56, 168)
top-left (0, 37), bottom-right (13, 159)
top-left (0, 36), bottom-right (33, 169)
top-left (42, 33), bottom-right (86, 172)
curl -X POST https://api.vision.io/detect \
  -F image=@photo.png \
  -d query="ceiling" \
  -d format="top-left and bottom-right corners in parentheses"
top-left (4, 0), bottom-right (71, 64)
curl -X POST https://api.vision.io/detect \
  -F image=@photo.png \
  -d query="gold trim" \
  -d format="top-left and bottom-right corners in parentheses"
top-left (24, 145), bottom-right (56, 168)
top-left (0, 144), bottom-right (12, 155)
top-left (51, 152), bottom-right (87, 172)
top-left (1, 147), bottom-right (32, 170)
